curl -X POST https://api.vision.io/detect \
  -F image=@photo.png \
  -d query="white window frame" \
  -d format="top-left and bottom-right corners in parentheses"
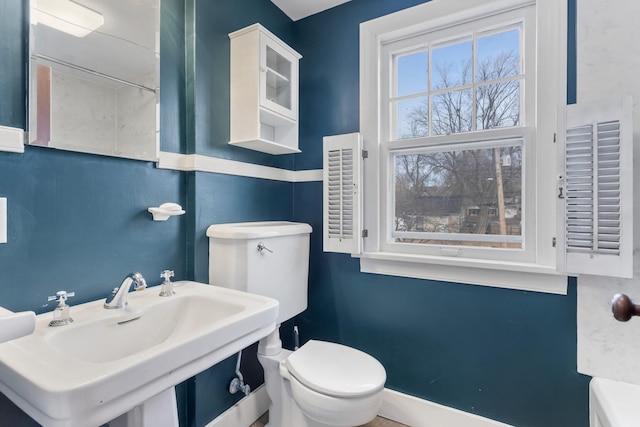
top-left (381, 7), bottom-right (533, 263)
top-left (359, 0), bottom-right (568, 294)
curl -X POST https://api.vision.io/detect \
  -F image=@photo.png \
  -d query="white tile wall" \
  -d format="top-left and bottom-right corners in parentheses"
top-left (51, 70), bottom-right (117, 151)
top-left (576, 0), bottom-right (640, 384)
top-left (49, 68), bottom-right (156, 159)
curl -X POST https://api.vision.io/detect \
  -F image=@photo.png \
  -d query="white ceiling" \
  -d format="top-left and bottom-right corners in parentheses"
top-left (270, 0), bottom-right (352, 21)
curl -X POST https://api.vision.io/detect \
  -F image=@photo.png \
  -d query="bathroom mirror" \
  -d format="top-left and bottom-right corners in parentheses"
top-left (28, 0), bottom-right (160, 161)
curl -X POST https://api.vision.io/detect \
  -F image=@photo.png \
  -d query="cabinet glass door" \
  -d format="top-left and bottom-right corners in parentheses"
top-left (261, 40), bottom-right (296, 120)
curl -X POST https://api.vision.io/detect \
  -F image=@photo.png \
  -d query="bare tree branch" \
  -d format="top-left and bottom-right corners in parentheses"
top-left (395, 48), bottom-right (523, 244)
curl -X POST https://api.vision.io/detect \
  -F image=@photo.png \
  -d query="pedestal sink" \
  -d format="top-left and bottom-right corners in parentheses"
top-left (0, 281), bottom-right (278, 427)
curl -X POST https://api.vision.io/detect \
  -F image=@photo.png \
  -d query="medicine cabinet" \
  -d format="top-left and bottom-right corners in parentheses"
top-left (29, 0), bottom-right (159, 161)
top-left (229, 24), bottom-right (302, 155)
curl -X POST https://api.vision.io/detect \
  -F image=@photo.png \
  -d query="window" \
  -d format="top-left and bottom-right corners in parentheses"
top-left (356, 0), bottom-right (569, 293)
top-left (380, 6), bottom-right (534, 261)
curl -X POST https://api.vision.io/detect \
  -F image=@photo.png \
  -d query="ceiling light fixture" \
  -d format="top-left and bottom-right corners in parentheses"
top-left (31, 0), bottom-right (104, 38)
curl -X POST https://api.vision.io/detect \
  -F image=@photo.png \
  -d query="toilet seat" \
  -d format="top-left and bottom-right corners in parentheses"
top-left (284, 340), bottom-right (386, 398)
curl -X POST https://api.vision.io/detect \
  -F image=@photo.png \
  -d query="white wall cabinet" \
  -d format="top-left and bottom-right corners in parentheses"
top-left (229, 24), bottom-right (302, 155)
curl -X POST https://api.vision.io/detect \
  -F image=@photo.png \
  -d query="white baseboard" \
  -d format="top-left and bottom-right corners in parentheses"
top-left (206, 386), bottom-right (511, 427)
top-left (0, 126), bottom-right (24, 153)
top-left (379, 388), bottom-right (512, 427)
top-left (205, 385), bottom-right (270, 427)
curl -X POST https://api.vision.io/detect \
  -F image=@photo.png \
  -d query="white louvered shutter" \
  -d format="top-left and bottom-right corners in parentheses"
top-left (323, 133), bottom-right (362, 254)
top-left (557, 97), bottom-right (633, 278)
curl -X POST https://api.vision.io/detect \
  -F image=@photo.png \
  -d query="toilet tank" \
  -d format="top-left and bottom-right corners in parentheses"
top-left (206, 221), bottom-right (312, 324)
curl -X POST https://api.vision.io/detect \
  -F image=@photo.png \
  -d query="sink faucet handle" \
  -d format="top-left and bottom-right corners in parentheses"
top-left (47, 291), bottom-right (75, 327)
top-left (47, 291), bottom-right (75, 305)
top-left (160, 270), bottom-right (174, 280)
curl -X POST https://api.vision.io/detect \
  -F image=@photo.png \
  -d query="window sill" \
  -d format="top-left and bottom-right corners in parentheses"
top-left (358, 252), bottom-right (567, 295)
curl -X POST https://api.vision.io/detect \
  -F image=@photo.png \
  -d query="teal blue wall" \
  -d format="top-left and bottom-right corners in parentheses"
top-left (0, 0), bottom-right (293, 425)
top-left (184, 1), bottom-right (297, 423)
top-left (0, 1), bottom-right (27, 129)
top-left (291, 1), bottom-right (588, 426)
top-left (0, 0), bottom-right (588, 426)
top-left (192, 0), bottom-right (295, 169)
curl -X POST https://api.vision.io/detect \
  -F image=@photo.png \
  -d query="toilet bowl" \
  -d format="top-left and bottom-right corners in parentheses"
top-left (259, 340), bottom-right (386, 427)
top-left (206, 222), bottom-right (387, 427)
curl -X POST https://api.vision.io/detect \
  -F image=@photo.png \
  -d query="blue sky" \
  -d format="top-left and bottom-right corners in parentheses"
top-left (394, 27), bottom-right (521, 138)
top-left (395, 27), bottom-right (520, 97)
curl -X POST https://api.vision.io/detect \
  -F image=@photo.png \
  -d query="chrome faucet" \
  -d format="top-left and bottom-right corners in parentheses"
top-left (104, 272), bottom-right (147, 309)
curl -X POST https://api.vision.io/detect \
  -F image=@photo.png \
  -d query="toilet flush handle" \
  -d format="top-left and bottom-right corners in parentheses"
top-left (257, 242), bottom-right (273, 253)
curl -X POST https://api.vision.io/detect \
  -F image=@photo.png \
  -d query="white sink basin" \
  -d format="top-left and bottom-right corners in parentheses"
top-left (48, 294), bottom-right (244, 364)
top-left (0, 281), bottom-right (278, 427)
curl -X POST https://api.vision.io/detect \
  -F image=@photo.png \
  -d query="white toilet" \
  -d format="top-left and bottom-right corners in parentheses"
top-left (207, 221), bottom-right (386, 427)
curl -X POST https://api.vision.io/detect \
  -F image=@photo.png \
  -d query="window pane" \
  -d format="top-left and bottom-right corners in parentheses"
top-left (476, 28), bottom-right (521, 82)
top-left (396, 51), bottom-right (428, 97)
top-left (394, 96), bottom-right (428, 139)
top-left (476, 80), bottom-right (520, 129)
top-left (393, 144), bottom-right (523, 248)
top-left (431, 40), bottom-right (472, 90)
top-left (432, 89), bottom-right (472, 135)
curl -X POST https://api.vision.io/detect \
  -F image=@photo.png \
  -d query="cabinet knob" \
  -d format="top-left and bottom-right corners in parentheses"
top-left (612, 294), bottom-right (640, 322)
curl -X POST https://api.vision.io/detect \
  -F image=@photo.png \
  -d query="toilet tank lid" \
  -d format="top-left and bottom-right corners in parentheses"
top-left (206, 221), bottom-right (312, 239)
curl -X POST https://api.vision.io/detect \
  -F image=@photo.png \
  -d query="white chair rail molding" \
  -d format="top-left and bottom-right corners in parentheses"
top-left (0, 126), bottom-right (25, 153)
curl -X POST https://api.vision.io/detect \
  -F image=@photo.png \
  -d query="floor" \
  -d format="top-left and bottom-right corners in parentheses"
top-left (249, 413), bottom-right (408, 427)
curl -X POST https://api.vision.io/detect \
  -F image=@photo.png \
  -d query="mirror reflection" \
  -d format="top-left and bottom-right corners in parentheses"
top-left (29, 0), bottom-right (160, 161)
